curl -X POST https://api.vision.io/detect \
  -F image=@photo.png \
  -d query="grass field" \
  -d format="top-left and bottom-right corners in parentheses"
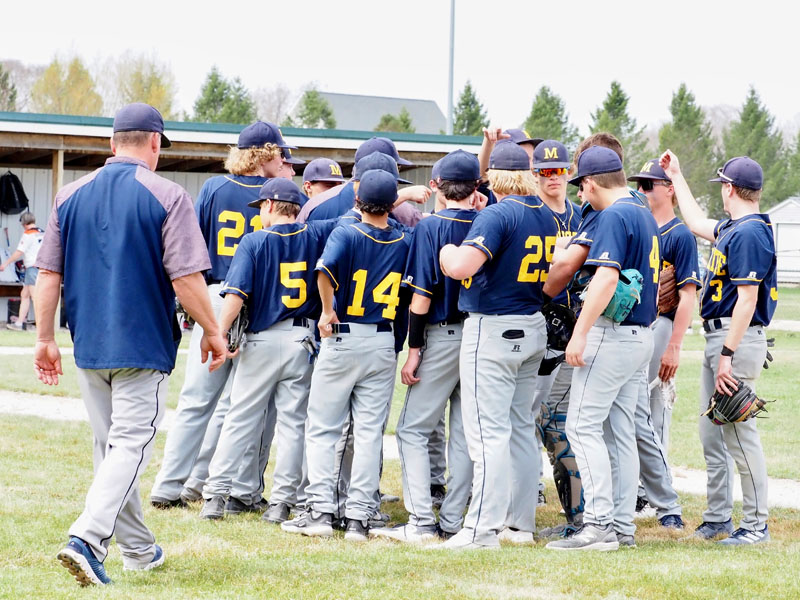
top-left (3, 414), bottom-right (800, 600)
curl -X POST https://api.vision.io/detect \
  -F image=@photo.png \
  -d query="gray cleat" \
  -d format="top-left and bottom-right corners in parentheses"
top-left (545, 523), bottom-right (619, 551)
top-left (200, 496), bottom-right (225, 520)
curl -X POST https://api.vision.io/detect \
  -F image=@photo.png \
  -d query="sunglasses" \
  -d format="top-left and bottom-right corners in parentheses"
top-left (638, 179), bottom-right (670, 192)
top-left (715, 168), bottom-right (734, 182)
top-left (536, 168), bottom-right (568, 178)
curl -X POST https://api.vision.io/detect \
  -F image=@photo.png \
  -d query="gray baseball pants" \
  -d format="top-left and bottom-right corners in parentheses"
top-left (567, 318), bottom-right (653, 537)
top-left (396, 323), bottom-right (472, 532)
top-left (700, 320), bottom-right (768, 530)
top-left (459, 313), bottom-right (546, 546)
top-left (70, 368), bottom-right (166, 565)
top-left (648, 316), bottom-right (674, 454)
top-left (305, 325), bottom-right (397, 521)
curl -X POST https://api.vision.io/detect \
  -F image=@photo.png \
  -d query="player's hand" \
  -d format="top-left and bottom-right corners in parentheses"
top-left (482, 127), bottom-right (510, 144)
top-left (715, 354), bottom-right (737, 395)
top-left (398, 185), bottom-right (432, 205)
top-left (200, 331), bottom-right (228, 372)
top-left (658, 342), bottom-right (680, 382)
top-left (401, 348), bottom-right (422, 385)
top-left (318, 310), bottom-right (340, 338)
top-left (34, 340), bottom-right (62, 386)
top-left (473, 191), bottom-right (488, 211)
top-left (565, 332), bottom-right (587, 367)
top-left (659, 150), bottom-right (681, 179)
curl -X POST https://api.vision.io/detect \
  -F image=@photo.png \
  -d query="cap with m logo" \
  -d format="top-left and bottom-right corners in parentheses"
top-left (627, 158), bottom-right (671, 183)
top-left (532, 140), bottom-right (570, 169)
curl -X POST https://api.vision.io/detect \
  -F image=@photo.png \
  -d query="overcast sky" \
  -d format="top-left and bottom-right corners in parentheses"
top-left (3, 0), bottom-right (799, 136)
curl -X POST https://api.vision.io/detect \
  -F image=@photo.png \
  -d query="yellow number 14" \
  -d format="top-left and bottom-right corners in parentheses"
top-left (346, 269), bottom-right (402, 320)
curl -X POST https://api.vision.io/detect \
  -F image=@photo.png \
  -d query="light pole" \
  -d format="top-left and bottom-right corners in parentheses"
top-left (446, 0), bottom-right (455, 135)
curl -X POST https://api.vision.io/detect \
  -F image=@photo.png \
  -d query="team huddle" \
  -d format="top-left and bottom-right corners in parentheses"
top-left (33, 103), bottom-right (778, 586)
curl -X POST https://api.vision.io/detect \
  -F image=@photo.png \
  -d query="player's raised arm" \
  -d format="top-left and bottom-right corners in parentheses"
top-left (660, 150), bottom-right (717, 241)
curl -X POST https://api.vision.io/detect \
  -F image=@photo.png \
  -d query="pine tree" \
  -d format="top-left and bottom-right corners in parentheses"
top-left (192, 68), bottom-right (255, 124)
top-left (658, 83), bottom-right (719, 215)
top-left (30, 57), bottom-right (102, 116)
top-left (375, 107), bottom-right (415, 133)
top-left (723, 87), bottom-right (788, 210)
top-left (523, 86), bottom-right (579, 149)
top-left (296, 89), bottom-right (336, 129)
top-left (590, 81), bottom-right (647, 175)
top-left (453, 81), bottom-right (489, 136)
top-left (0, 64), bottom-right (17, 111)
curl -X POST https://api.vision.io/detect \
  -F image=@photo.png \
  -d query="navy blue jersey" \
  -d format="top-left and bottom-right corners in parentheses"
top-left (222, 222), bottom-right (334, 332)
top-left (307, 181), bottom-right (356, 222)
top-left (548, 199), bottom-right (582, 239)
top-left (195, 174), bottom-right (266, 282)
top-left (569, 202), bottom-right (599, 249)
top-left (700, 214), bottom-right (777, 326)
top-left (585, 196), bottom-right (660, 326)
top-left (459, 196), bottom-right (559, 315)
top-left (477, 182), bottom-right (498, 207)
top-left (316, 221), bottom-right (412, 324)
top-left (336, 209), bottom-right (414, 235)
top-left (659, 217), bottom-right (701, 319)
top-left (402, 208), bottom-right (478, 323)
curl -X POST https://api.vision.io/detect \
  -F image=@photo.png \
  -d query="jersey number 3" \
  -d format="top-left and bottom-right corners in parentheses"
top-left (346, 269), bottom-right (402, 319)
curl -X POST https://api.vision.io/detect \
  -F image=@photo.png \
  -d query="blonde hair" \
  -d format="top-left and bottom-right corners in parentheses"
top-left (487, 169), bottom-right (538, 197)
top-left (224, 144), bottom-right (281, 175)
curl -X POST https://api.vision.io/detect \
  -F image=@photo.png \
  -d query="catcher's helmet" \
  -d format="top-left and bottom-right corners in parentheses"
top-left (542, 303), bottom-right (576, 352)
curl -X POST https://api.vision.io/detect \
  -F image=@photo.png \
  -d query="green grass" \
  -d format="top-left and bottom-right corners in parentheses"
top-left (3, 414), bottom-right (800, 599)
top-left (774, 284), bottom-right (800, 322)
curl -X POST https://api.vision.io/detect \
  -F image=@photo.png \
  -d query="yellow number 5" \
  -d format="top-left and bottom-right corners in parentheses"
top-left (280, 262), bottom-right (307, 308)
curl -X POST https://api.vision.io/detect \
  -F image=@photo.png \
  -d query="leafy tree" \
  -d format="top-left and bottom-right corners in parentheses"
top-left (0, 64), bottom-right (17, 111)
top-left (30, 57), bottom-right (102, 116)
top-left (109, 54), bottom-right (177, 119)
top-left (254, 83), bottom-right (294, 124)
top-left (453, 81), bottom-right (488, 136)
top-left (523, 86), bottom-right (579, 149)
top-left (658, 83), bottom-right (719, 215)
top-left (723, 87), bottom-right (788, 211)
top-left (784, 130), bottom-right (800, 200)
top-left (0, 60), bottom-right (44, 111)
top-left (295, 89), bottom-right (336, 129)
top-left (590, 80), bottom-right (647, 175)
top-left (192, 67), bottom-right (256, 124)
top-left (375, 107), bottom-right (415, 134)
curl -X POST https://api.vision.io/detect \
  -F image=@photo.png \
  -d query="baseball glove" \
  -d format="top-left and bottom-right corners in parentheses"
top-left (227, 305), bottom-right (249, 353)
top-left (658, 264), bottom-right (680, 314)
top-left (585, 268), bottom-right (642, 323)
top-left (703, 377), bottom-right (767, 425)
top-left (542, 302), bottom-right (576, 352)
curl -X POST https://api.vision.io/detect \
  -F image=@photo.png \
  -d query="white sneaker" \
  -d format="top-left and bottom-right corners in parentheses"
top-left (498, 527), bottom-right (534, 545)
top-left (430, 528), bottom-right (500, 551)
top-left (370, 523), bottom-right (436, 544)
top-left (545, 523), bottom-right (619, 551)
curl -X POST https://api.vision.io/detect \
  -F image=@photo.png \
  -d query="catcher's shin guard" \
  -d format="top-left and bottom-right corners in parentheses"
top-left (539, 407), bottom-right (584, 523)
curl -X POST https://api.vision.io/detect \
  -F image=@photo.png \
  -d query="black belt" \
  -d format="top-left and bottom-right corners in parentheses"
top-left (293, 317), bottom-right (310, 328)
top-left (436, 318), bottom-right (464, 327)
top-left (332, 322), bottom-right (392, 334)
top-left (703, 318), bottom-right (765, 333)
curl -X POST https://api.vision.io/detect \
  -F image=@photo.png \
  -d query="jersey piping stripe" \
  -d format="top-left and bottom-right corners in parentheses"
top-left (716, 215), bottom-right (773, 245)
top-left (660, 222), bottom-right (685, 237)
top-left (433, 213), bottom-right (474, 223)
top-left (222, 285), bottom-right (249, 298)
top-left (405, 281), bottom-right (433, 295)
top-left (676, 276), bottom-right (701, 287)
top-left (615, 200), bottom-right (649, 209)
top-left (586, 258), bottom-right (622, 269)
top-left (224, 175), bottom-right (262, 188)
top-left (730, 276), bottom-right (763, 282)
top-left (266, 224), bottom-right (308, 237)
top-left (507, 198), bottom-right (543, 210)
top-left (463, 239), bottom-right (493, 260)
top-left (318, 264), bottom-right (339, 290)
top-left (349, 224), bottom-right (406, 244)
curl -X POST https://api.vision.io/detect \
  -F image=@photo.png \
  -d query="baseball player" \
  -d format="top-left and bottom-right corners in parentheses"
top-left (661, 151), bottom-right (777, 545)
top-left (150, 121), bottom-right (294, 512)
top-left (546, 145), bottom-right (660, 551)
top-left (628, 159), bottom-right (700, 526)
top-left (477, 128), bottom-right (542, 180)
top-left (372, 150), bottom-right (481, 543)
top-left (437, 140), bottom-right (558, 549)
top-left (282, 169), bottom-right (411, 541)
top-left (1, 211), bottom-right (44, 330)
top-left (34, 103), bottom-right (226, 585)
top-left (302, 157), bottom-right (346, 197)
top-left (200, 179), bottom-right (330, 522)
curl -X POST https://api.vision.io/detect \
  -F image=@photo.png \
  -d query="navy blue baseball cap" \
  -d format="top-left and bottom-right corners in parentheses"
top-left (709, 156), bottom-right (763, 190)
top-left (302, 158), bottom-right (345, 184)
top-left (568, 145), bottom-right (623, 186)
top-left (355, 136), bottom-right (413, 166)
top-left (437, 150), bottom-right (480, 181)
top-left (431, 158), bottom-right (443, 182)
top-left (533, 140), bottom-right (570, 170)
top-left (356, 169), bottom-right (398, 206)
top-left (248, 178), bottom-right (306, 208)
top-left (238, 121), bottom-right (297, 150)
top-left (489, 140), bottom-right (531, 171)
top-left (281, 148), bottom-right (305, 165)
top-left (628, 158), bottom-right (671, 183)
top-left (353, 151), bottom-right (412, 184)
top-left (113, 103), bottom-right (171, 148)
top-left (505, 128), bottom-right (543, 147)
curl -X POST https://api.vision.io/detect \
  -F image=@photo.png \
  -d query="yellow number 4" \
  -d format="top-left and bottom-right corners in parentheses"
top-left (649, 236), bottom-right (660, 283)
